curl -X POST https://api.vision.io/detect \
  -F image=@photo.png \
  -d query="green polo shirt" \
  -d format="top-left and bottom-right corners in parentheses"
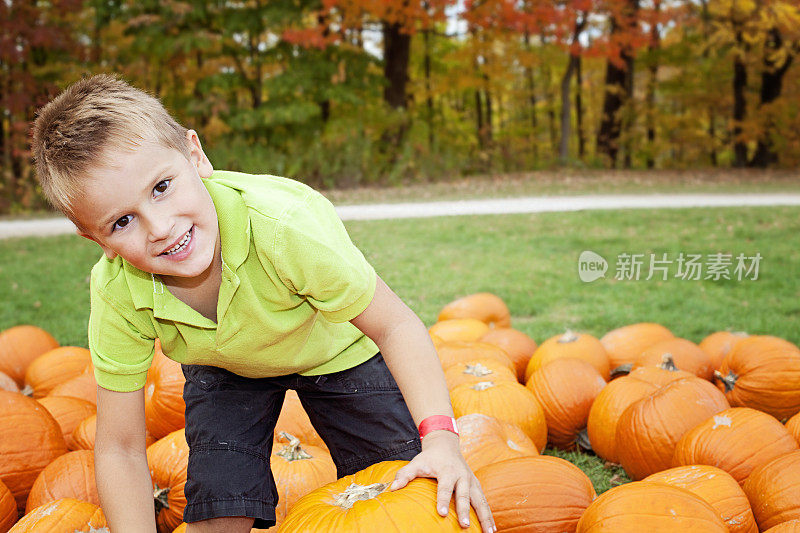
top-left (88, 170), bottom-right (379, 392)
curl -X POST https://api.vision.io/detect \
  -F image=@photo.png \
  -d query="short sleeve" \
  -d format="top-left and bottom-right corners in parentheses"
top-left (89, 278), bottom-right (156, 392)
top-left (273, 191), bottom-right (376, 323)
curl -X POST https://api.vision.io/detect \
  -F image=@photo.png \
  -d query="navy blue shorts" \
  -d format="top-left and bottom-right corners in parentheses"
top-left (180, 352), bottom-right (422, 529)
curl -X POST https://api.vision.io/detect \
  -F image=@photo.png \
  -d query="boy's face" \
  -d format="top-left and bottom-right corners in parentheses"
top-left (74, 130), bottom-right (220, 282)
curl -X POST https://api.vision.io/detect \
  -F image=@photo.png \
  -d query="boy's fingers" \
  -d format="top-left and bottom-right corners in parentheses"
top-left (389, 460), bottom-right (431, 491)
top-left (436, 474), bottom-right (457, 516)
top-left (455, 477), bottom-right (471, 528)
top-left (389, 467), bottom-right (413, 491)
top-left (470, 481), bottom-right (495, 533)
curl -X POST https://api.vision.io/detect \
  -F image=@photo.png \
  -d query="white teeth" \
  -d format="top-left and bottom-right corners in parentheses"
top-left (163, 228), bottom-right (192, 255)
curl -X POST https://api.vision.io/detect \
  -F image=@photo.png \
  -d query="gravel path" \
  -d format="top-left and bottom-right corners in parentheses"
top-left (2, 192), bottom-right (800, 240)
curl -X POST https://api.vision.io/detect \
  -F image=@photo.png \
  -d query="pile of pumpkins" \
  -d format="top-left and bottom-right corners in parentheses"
top-left (1, 292), bottom-right (800, 532)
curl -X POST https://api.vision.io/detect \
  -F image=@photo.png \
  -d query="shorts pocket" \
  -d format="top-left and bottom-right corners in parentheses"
top-left (181, 364), bottom-right (234, 391)
top-left (323, 352), bottom-right (400, 392)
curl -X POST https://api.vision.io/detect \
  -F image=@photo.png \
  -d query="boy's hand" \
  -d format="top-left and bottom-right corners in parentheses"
top-left (388, 431), bottom-right (496, 533)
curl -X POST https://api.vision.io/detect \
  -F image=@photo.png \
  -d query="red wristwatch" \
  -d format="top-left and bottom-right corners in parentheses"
top-left (418, 415), bottom-right (459, 439)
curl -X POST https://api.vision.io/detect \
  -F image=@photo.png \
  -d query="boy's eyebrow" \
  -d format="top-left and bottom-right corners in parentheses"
top-left (100, 165), bottom-right (172, 228)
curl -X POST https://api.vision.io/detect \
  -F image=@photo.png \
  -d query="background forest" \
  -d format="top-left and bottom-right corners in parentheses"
top-left (1, 0), bottom-right (799, 214)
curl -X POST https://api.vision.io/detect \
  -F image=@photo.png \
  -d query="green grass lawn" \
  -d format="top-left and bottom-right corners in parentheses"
top-left (2, 204), bottom-right (799, 493)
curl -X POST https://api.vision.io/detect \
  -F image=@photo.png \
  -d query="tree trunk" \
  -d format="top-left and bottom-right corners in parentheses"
top-left (622, 51), bottom-right (635, 169)
top-left (732, 33), bottom-right (748, 168)
top-left (318, 12), bottom-right (332, 125)
top-left (645, 0), bottom-right (660, 169)
top-left (708, 107), bottom-right (718, 166)
top-left (750, 28), bottom-right (794, 167)
top-left (524, 31), bottom-right (539, 161)
top-left (541, 60), bottom-right (558, 156)
top-left (474, 89), bottom-right (484, 149)
top-left (382, 20), bottom-right (410, 110)
top-left (596, 0), bottom-right (640, 167)
top-left (423, 24), bottom-right (434, 150)
top-left (559, 15), bottom-right (586, 164)
top-left (575, 54), bottom-right (585, 159)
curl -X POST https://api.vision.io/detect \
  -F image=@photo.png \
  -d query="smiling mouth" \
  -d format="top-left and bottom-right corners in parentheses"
top-left (160, 226), bottom-right (193, 256)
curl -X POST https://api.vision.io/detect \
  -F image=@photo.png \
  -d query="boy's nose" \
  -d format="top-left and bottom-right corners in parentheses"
top-left (146, 217), bottom-right (176, 244)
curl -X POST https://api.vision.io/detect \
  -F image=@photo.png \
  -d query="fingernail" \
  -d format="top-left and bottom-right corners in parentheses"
top-left (438, 506), bottom-right (447, 515)
top-left (461, 518), bottom-right (470, 527)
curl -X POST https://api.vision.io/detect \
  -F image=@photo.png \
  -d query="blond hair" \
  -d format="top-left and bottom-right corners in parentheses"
top-left (31, 74), bottom-right (190, 223)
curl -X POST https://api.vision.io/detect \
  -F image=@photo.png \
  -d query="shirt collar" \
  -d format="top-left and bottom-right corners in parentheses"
top-left (123, 172), bottom-right (251, 324)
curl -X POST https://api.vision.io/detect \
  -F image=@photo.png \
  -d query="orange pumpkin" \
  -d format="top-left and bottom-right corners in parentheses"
top-left (47, 372), bottom-right (97, 405)
top-left (576, 481), bottom-right (727, 532)
top-left (525, 330), bottom-right (609, 381)
top-left (633, 338), bottom-right (714, 380)
top-left (526, 358), bottom-right (606, 449)
top-left (672, 407), bottom-right (799, 484)
top-left (37, 396), bottom-right (96, 450)
top-left (587, 373), bottom-right (661, 463)
top-left (456, 414), bottom-right (539, 472)
top-left (0, 391), bottom-right (67, 513)
top-left (271, 432), bottom-right (336, 527)
top-left (0, 325), bottom-right (59, 387)
top-left (585, 364), bottom-right (696, 463)
top-left (278, 460), bottom-right (480, 531)
top-left (450, 380), bottom-right (547, 450)
top-left (764, 520), bottom-right (800, 533)
top-left (699, 331), bottom-right (749, 369)
top-left (147, 429), bottom-right (189, 533)
top-left (22, 347), bottom-right (91, 398)
top-left (600, 322), bottom-right (674, 372)
top-left (144, 341), bottom-right (186, 439)
top-left (0, 372), bottom-right (19, 393)
top-left (627, 365), bottom-right (696, 387)
top-left (274, 390), bottom-right (327, 451)
top-left (437, 293), bottom-right (511, 328)
top-left (0, 479), bottom-right (16, 533)
top-left (435, 341), bottom-right (514, 372)
top-left (71, 414), bottom-right (96, 451)
top-left (715, 335), bottom-right (800, 420)
top-left (475, 455), bottom-right (596, 532)
top-left (428, 319), bottom-right (490, 343)
top-left (8, 498), bottom-right (107, 532)
top-left (478, 328), bottom-right (537, 381)
top-left (644, 465), bottom-right (757, 533)
top-left (742, 450), bottom-right (800, 531)
top-left (616, 378), bottom-right (730, 480)
top-left (25, 450), bottom-right (99, 513)
top-left (788, 412), bottom-right (800, 446)
top-left (444, 358), bottom-right (517, 390)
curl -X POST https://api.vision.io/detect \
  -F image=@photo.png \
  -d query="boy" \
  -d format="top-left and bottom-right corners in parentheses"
top-left (31, 74), bottom-right (495, 533)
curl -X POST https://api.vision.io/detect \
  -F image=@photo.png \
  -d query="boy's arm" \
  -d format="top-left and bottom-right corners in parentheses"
top-left (350, 275), bottom-right (496, 533)
top-left (94, 385), bottom-right (158, 532)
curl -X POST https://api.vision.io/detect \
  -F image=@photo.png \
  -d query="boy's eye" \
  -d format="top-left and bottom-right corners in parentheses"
top-left (153, 179), bottom-right (171, 196)
top-left (113, 215), bottom-right (132, 231)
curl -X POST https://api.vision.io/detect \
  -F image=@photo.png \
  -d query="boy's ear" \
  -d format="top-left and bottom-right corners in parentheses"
top-left (186, 129), bottom-right (213, 179)
top-left (76, 229), bottom-right (118, 260)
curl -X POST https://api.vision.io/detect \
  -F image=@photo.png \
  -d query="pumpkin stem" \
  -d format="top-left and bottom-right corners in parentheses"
top-left (463, 363), bottom-right (492, 377)
top-left (713, 370), bottom-right (738, 393)
top-left (658, 353), bottom-right (678, 371)
top-left (333, 482), bottom-right (389, 509)
top-left (471, 381), bottom-right (495, 391)
top-left (21, 384), bottom-right (33, 397)
top-left (609, 364), bottom-right (633, 378)
top-left (276, 432), bottom-right (312, 461)
top-left (153, 484), bottom-right (170, 514)
top-left (576, 428), bottom-right (592, 452)
top-left (558, 330), bottom-right (579, 343)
